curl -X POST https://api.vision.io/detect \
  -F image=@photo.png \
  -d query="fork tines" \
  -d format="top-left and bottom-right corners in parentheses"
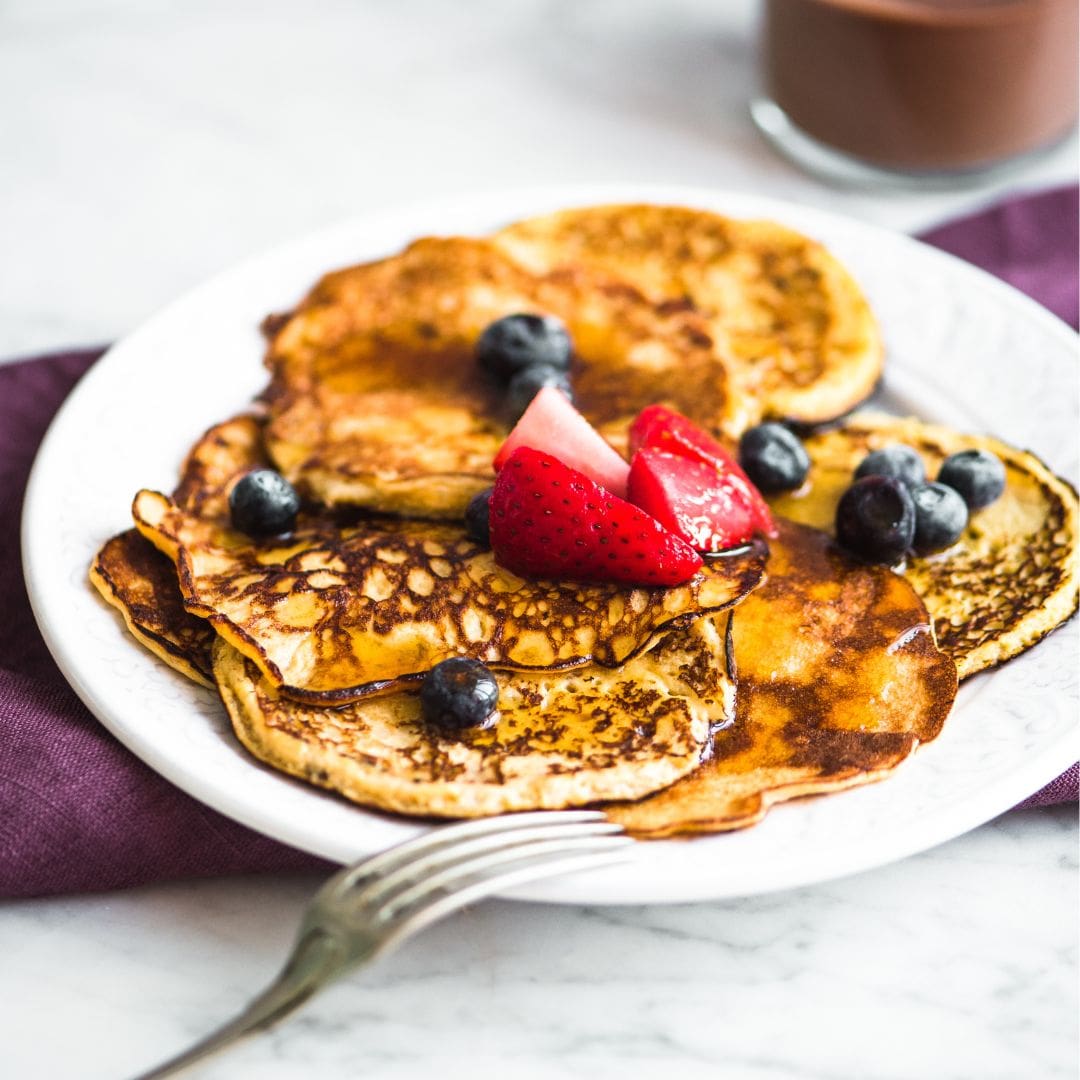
top-left (316, 811), bottom-right (632, 947)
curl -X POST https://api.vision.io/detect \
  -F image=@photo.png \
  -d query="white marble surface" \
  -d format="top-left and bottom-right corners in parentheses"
top-left (1, 2), bottom-right (1077, 1078)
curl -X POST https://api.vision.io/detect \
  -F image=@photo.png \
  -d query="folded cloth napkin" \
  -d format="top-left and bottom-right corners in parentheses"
top-left (2, 188), bottom-right (1077, 899)
top-left (0, 348), bottom-right (332, 897)
top-left (917, 184), bottom-right (1079, 331)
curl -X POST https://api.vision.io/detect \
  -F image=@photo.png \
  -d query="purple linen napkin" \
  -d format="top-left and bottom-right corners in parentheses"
top-left (917, 185), bottom-right (1079, 331)
top-left (2, 188), bottom-right (1077, 899)
top-left (0, 351), bottom-right (331, 898)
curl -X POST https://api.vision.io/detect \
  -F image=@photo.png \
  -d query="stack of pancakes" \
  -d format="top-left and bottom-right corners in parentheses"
top-left (90, 204), bottom-right (1078, 836)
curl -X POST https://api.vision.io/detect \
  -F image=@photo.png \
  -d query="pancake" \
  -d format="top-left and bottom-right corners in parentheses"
top-left (91, 207), bottom-right (1056, 834)
top-left (136, 490), bottom-right (765, 705)
top-left (604, 519), bottom-right (958, 837)
top-left (132, 414), bottom-right (766, 704)
top-left (88, 414), bottom-right (267, 687)
top-left (94, 510), bottom-right (957, 826)
top-left (767, 414), bottom-right (1079, 679)
top-left (214, 612), bottom-right (733, 817)
top-left (90, 529), bottom-right (215, 687)
top-left (92, 417), bottom-right (745, 819)
top-left (492, 203), bottom-right (883, 428)
top-left (262, 235), bottom-right (752, 516)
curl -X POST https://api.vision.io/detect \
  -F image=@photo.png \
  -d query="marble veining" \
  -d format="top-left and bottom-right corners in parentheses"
top-left (2, 807), bottom-right (1076, 1079)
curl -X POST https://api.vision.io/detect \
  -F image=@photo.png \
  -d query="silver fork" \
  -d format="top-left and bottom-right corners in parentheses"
top-left (131, 810), bottom-right (631, 1079)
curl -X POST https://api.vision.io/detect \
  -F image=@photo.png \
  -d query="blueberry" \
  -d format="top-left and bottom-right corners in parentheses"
top-left (911, 482), bottom-right (968, 555)
top-left (854, 445), bottom-right (925, 490)
top-left (835, 475), bottom-right (916, 564)
top-left (475, 313), bottom-right (572, 381)
top-left (420, 658), bottom-right (499, 733)
top-left (464, 488), bottom-right (493, 546)
top-left (938, 449), bottom-right (1006, 510)
top-left (738, 423), bottom-right (810, 493)
top-left (505, 363), bottom-right (574, 420)
top-left (229, 469), bottom-right (301, 537)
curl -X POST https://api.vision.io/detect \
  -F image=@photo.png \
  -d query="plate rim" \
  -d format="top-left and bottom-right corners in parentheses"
top-left (21, 182), bottom-right (1079, 905)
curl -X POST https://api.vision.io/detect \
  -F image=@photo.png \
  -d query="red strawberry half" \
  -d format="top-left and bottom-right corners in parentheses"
top-left (628, 448), bottom-right (763, 553)
top-left (489, 447), bottom-right (703, 586)
top-left (629, 405), bottom-right (776, 539)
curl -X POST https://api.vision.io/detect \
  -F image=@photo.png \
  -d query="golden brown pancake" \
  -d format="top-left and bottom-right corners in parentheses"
top-left (170, 411), bottom-right (269, 516)
top-left (90, 530), bottom-right (215, 687)
top-left (88, 414), bottom-right (268, 687)
top-left (215, 613), bottom-right (733, 817)
top-left (262, 235), bottom-right (751, 516)
top-left (93, 512), bottom-right (958, 826)
top-left (493, 203), bottom-right (883, 428)
top-left (135, 487), bottom-right (765, 705)
top-left (131, 411), bottom-right (766, 704)
top-left (604, 519), bottom-right (958, 837)
top-left (92, 416), bottom-right (748, 818)
top-left (91, 433), bottom-right (961, 830)
top-left (767, 414), bottom-right (1079, 679)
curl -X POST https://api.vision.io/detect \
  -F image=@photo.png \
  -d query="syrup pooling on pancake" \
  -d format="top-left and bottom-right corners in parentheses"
top-left (604, 519), bottom-right (957, 837)
top-left (768, 414), bottom-right (1079, 679)
top-left (132, 414), bottom-right (767, 703)
top-left (493, 203), bottom-right (883, 428)
top-left (262, 236), bottom-right (749, 516)
top-left (215, 612), bottom-right (732, 816)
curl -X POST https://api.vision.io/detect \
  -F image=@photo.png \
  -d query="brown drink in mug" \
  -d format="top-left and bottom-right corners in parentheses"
top-left (755, 0), bottom-right (1079, 180)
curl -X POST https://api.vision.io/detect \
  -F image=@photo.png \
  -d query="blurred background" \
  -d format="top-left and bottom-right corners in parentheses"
top-left (2, 0), bottom-right (1076, 358)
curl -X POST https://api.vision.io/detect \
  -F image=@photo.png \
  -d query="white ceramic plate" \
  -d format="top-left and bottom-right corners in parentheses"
top-left (23, 185), bottom-right (1078, 905)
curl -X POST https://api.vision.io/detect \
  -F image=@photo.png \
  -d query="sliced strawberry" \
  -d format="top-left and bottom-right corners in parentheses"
top-left (489, 447), bottom-right (702, 586)
top-left (629, 404), bottom-right (776, 537)
top-left (628, 447), bottom-right (763, 552)
top-left (493, 386), bottom-right (630, 498)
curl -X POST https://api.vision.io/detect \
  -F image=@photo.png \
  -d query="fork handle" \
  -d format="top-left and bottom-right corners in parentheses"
top-left (130, 930), bottom-right (346, 1080)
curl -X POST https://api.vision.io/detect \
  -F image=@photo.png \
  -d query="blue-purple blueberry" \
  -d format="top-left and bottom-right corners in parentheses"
top-left (937, 449), bottom-right (1006, 510)
top-left (464, 489), bottom-right (493, 546)
top-left (475, 314), bottom-right (572, 381)
top-left (854, 445), bottom-right (925, 490)
top-left (911, 482), bottom-right (968, 554)
top-left (505, 364), bottom-right (574, 420)
top-left (738, 423), bottom-right (810, 493)
top-left (835, 475), bottom-right (916, 564)
top-left (229, 469), bottom-right (301, 537)
top-left (420, 658), bottom-right (500, 733)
